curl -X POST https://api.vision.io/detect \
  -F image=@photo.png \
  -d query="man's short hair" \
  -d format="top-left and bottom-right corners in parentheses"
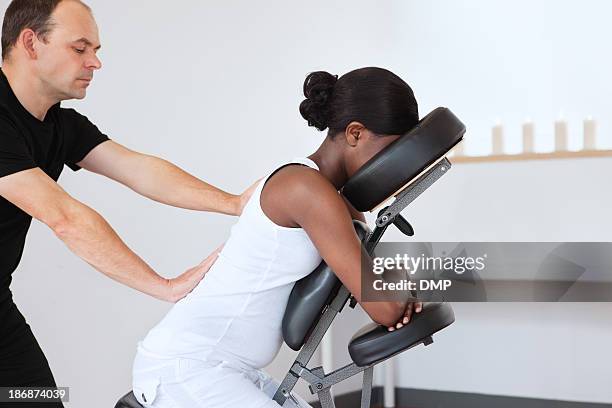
top-left (1, 0), bottom-right (89, 61)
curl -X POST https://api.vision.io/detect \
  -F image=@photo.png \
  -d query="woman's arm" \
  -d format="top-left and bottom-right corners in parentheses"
top-left (342, 194), bottom-right (366, 222)
top-left (260, 166), bottom-right (405, 327)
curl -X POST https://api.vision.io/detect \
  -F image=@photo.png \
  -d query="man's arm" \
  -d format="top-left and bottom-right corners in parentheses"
top-left (0, 168), bottom-right (208, 302)
top-left (77, 141), bottom-right (252, 216)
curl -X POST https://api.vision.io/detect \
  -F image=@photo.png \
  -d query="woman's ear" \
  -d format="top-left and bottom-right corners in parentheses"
top-left (344, 121), bottom-right (366, 147)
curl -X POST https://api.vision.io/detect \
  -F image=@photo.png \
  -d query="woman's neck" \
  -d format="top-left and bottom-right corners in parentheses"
top-left (308, 135), bottom-right (349, 190)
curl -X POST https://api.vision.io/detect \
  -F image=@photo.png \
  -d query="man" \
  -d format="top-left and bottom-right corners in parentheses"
top-left (0, 0), bottom-right (254, 400)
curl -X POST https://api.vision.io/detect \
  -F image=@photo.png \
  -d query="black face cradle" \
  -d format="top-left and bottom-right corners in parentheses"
top-left (343, 107), bottom-right (466, 212)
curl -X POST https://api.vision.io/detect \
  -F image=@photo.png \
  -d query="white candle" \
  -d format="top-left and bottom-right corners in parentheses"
top-left (554, 118), bottom-right (568, 152)
top-left (522, 120), bottom-right (535, 153)
top-left (492, 122), bottom-right (504, 155)
top-left (583, 117), bottom-right (597, 150)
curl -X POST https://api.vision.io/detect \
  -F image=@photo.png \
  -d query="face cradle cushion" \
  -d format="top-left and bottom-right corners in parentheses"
top-left (343, 107), bottom-right (465, 212)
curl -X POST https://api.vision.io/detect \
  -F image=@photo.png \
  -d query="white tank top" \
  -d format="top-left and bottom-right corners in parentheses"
top-left (140, 158), bottom-right (323, 368)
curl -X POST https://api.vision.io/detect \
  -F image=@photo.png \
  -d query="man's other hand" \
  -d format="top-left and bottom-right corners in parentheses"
top-left (164, 244), bottom-right (224, 303)
top-left (235, 178), bottom-right (261, 216)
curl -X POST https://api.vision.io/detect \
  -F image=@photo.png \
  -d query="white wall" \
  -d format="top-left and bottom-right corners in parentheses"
top-left (2, 1), bottom-right (611, 407)
top-left (390, 0), bottom-right (612, 156)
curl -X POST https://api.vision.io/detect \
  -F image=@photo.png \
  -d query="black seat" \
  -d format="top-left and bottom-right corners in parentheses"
top-left (348, 302), bottom-right (455, 367)
top-left (114, 391), bottom-right (142, 408)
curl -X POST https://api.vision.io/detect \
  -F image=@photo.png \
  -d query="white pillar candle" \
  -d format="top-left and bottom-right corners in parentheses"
top-left (583, 117), bottom-right (597, 150)
top-left (554, 118), bottom-right (568, 152)
top-left (492, 122), bottom-right (504, 155)
top-left (522, 120), bottom-right (535, 153)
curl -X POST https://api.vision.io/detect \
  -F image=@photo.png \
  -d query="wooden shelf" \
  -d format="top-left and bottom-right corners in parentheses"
top-left (449, 149), bottom-right (612, 164)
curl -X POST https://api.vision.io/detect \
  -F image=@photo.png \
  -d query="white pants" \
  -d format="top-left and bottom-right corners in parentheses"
top-left (132, 348), bottom-right (312, 408)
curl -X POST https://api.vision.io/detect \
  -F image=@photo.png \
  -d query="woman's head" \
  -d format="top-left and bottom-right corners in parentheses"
top-left (300, 67), bottom-right (419, 177)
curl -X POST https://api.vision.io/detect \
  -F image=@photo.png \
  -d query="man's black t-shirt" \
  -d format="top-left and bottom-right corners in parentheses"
top-left (0, 68), bottom-right (109, 355)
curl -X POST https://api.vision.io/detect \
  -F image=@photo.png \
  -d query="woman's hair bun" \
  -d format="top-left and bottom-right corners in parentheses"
top-left (299, 71), bottom-right (338, 131)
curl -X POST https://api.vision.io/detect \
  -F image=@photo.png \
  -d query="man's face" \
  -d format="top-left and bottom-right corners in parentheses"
top-left (33, 1), bottom-right (102, 101)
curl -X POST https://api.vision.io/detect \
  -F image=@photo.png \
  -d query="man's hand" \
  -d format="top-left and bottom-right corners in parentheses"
top-left (235, 178), bottom-right (261, 215)
top-left (164, 244), bottom-right (224, 303)
top-left (387, 301), bottom-right (423, 332)
top-left (0, 167), bottom-right (179, 302)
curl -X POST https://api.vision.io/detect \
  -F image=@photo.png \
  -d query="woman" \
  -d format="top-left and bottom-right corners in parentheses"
top-left (132, 67), bottom-right (423, 408)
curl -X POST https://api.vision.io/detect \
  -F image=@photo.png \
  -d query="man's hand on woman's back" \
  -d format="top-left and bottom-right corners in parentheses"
top-left (165, 244), bottom-right (224, 303)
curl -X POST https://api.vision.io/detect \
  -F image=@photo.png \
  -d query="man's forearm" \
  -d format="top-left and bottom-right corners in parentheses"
top-left (51, 200), bottom-right (171, 301)
top-left (127, 155), bottom-right (240, 215)
top-left (77, 142), bottom-right (244, 215)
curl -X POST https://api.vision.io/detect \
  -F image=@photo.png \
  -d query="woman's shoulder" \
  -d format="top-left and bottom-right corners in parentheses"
top-left (263, 164), bottom-right (344, 212)
top-left (265, 164), bottom-right (335, 196)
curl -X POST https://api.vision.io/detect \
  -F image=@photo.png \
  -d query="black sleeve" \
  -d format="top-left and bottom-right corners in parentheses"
top-left (60, 108), bottom-right (110, 172)
top-left (0, 116), bottom-right (36, 179)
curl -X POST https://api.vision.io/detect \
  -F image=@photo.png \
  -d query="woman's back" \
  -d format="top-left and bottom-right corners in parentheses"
top-left (139, 158), bottom-right (322, 368)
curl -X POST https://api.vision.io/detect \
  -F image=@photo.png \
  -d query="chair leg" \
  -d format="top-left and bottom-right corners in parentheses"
top-left (360, 366), bottom-right (374, 408)
top-left (317, 388), bottom-right (336, 408)
top-left (272, 371), bottom-right (299, 405)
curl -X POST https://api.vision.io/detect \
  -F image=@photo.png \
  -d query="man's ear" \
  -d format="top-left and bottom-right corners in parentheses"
top-left (344, 121), bottom-right (366, 147)
top-left (20, 29), bottom-right (38, 59)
